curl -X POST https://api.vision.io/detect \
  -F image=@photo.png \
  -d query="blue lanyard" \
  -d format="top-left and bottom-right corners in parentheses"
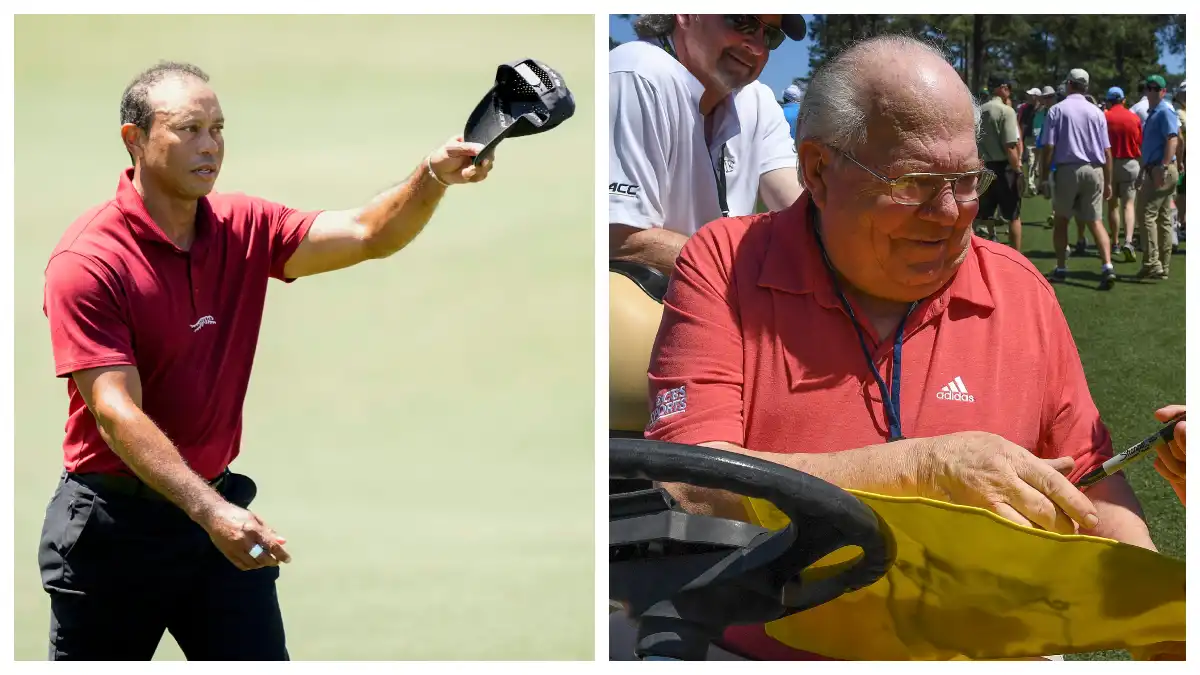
top-left (812, 219), bottom-right (916, 443)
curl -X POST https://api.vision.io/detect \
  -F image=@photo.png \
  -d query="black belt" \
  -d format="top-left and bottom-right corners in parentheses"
top-left (68, 470), bottom-right (229, 503)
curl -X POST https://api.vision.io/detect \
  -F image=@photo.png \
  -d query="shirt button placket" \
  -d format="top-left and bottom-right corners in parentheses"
top-left (187, 254), bottom-right (199, 316)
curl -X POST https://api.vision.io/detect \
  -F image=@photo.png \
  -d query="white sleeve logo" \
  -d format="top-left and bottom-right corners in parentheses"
top-left (648, 385), bottom-right (688, 428)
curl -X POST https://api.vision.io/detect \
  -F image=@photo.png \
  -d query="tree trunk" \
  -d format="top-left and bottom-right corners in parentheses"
top-left (971, 14), bottom-right (986, 93)
top-left (1115, 42), bottom-right (1125, 87)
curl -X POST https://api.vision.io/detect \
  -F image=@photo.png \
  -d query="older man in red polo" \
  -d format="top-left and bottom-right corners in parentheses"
top-left (644, 35), bottom-right (1153, 661)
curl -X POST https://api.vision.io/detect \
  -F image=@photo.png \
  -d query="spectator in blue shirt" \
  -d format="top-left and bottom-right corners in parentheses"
top-left (781, 84), bottom-right (803, 140)
top-left (1136, 74), bottom-right (1181, 279)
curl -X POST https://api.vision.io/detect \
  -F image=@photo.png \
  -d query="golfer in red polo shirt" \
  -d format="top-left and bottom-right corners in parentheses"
top-left (38, 61), bottom-right (492, 661)
top-left (644, 36), bottom-right (1154, 661)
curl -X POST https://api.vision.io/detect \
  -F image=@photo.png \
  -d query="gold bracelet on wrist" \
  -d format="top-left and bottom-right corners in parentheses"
top-left (426, 156), bottom-right (450, 187)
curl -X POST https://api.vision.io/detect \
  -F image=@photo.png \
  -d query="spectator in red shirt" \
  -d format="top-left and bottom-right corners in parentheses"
top-left (642, 35), bottom-right (1153, 660)
top-left (1104, 87), bottom-right (1143, 261)
top-left (39, 62), bottom-right (493, 660)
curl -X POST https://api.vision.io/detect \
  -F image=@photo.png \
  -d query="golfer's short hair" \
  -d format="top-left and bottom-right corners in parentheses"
top-left (119, 61), bottom-right (209, 165)
top-left (120, 61), bottom-right (210, 134)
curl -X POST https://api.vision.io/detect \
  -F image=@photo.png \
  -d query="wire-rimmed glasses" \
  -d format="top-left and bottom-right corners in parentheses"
top-left (834, 149), bottom-right (995, 206)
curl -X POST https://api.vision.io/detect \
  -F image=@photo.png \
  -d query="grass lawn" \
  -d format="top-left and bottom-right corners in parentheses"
top-left (992, 195), bottom-right (1186, 660)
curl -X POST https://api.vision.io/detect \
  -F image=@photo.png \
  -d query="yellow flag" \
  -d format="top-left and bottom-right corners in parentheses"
top-left (744, 492), bottom-right (1185, 660)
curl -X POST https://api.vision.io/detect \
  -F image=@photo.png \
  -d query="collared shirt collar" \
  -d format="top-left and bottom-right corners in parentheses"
top-left (757, 193), bottom-right (996, 321)
top-left (1149, 99), bottom-right (1174, 114)
top-left (643, 37), bottom-right (743, 146)
top-left (113, 167), bottom-right (212, 254)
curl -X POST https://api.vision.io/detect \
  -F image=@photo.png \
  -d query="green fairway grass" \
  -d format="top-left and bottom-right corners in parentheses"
top-left (988, 196), bottom-right (1186, 661)
top-left (14, 15), bottom-right (594, 661)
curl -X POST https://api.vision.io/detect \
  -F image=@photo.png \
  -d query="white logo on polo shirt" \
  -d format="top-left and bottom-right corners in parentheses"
top-left (190, 315), bottom-right (216, 332)
top-left (648, 385), bottom-right (688, 427)
top-left (936, 376), bottom-right (975, 403)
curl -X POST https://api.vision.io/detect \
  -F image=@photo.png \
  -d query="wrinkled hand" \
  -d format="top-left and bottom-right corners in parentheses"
top-left (200, 501), bottom-right (291, 570)
top-left (1153, 405), bottom-right (1186, 505)
top-left (427, 136), bottom-right (494, 186)
top-left (917, 431), bottom-right (1099, 534)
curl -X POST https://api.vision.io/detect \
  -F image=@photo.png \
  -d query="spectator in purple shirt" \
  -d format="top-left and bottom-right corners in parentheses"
top-left (1038, 68), bottom-right (1116, 289)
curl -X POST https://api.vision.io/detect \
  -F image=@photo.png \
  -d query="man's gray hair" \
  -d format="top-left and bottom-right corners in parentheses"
top-left (632, 14), bottom-right (676, 40)
top-left (796, 35), bottom-right (981, 155)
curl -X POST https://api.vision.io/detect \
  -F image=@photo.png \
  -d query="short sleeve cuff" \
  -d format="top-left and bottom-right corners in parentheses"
top-left (272, 210), bottom-right (323, 282)
top-left (760, 157), bottom-right (798, 176)
top-left (610, 198), bottom-right (659, 230)
top-left (647, 424), bottom-right (745, 448)
top-left (55, 355), bottom-right (136, 378)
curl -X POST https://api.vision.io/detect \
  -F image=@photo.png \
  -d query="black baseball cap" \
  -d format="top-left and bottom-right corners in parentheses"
top-left (779, 15), bottom-right (807, 41)
top-left (987, 74), bottom-right (1013, 89)
top-left (463, 58), bottom-right (576, 165)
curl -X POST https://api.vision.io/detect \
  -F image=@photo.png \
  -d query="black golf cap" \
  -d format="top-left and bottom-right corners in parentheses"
top-left (779, 15), bottom-right (807, 42)
top-left (988, 73), bottom-right (1013, 90)
top-left (463, 58), bottom-right (575, 165)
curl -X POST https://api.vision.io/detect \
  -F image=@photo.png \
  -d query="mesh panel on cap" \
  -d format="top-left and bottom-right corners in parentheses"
top-left (505, 63), bottom-right (551, 126)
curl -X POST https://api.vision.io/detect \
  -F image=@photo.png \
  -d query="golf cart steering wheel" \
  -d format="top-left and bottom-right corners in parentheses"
top-left (610, 438), bottom-right (896, 660)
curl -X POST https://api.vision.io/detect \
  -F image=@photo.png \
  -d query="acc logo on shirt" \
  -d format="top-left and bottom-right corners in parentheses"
top-left (609, 182), bottom-right (640, 198)
top-left (648, 385), bottom-right (687, 428)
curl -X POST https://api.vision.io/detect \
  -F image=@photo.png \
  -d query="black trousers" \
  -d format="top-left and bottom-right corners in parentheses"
top-left (38, 472), bottom-right (288, 660)
top-left (978, 160), bottom-right (1023, 222)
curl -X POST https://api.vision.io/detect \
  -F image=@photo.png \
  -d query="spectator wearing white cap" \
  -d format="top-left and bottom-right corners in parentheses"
top-left (781, 83), bottom-right (803, 140)
top-left (1018, 88), bottom-right (1040, 194)
top-left (1039, 68), bottom-right (1116, 289)
top-left (609, 15), bottom-right (808, 275)
top-left (1044, 81), bottom-right (1091, 251)
top-left (1030, 85), bottom-right (1055, 198)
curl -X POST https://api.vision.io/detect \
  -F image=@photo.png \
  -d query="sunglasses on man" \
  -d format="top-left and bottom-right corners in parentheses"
top-left (723, 15), bottom-right (787, 50)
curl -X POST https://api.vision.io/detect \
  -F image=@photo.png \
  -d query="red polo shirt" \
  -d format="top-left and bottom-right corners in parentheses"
top-left (43, 168), bottom-right (321, 480)
top-left (1105, 104), bottom-right (1143, 160)
top-left (645, 194), bottom-right (1114, 660)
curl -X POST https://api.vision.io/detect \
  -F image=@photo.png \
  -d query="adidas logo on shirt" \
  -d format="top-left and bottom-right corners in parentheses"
top-left (936, 376), bottom-right (975, 403)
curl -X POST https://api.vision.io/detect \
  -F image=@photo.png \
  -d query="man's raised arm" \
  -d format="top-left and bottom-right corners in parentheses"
top-left (282, 137), bottom-right (492, 279)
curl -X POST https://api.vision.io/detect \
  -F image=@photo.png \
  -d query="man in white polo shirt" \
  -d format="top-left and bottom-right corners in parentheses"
top-left (609, 14), bottom-right (807, 274)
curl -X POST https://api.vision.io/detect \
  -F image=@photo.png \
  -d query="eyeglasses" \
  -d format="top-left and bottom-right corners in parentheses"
top-left (834, 149), bottom-right (995, 206)
top-left (723, 15), bottom-right (786, 51)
